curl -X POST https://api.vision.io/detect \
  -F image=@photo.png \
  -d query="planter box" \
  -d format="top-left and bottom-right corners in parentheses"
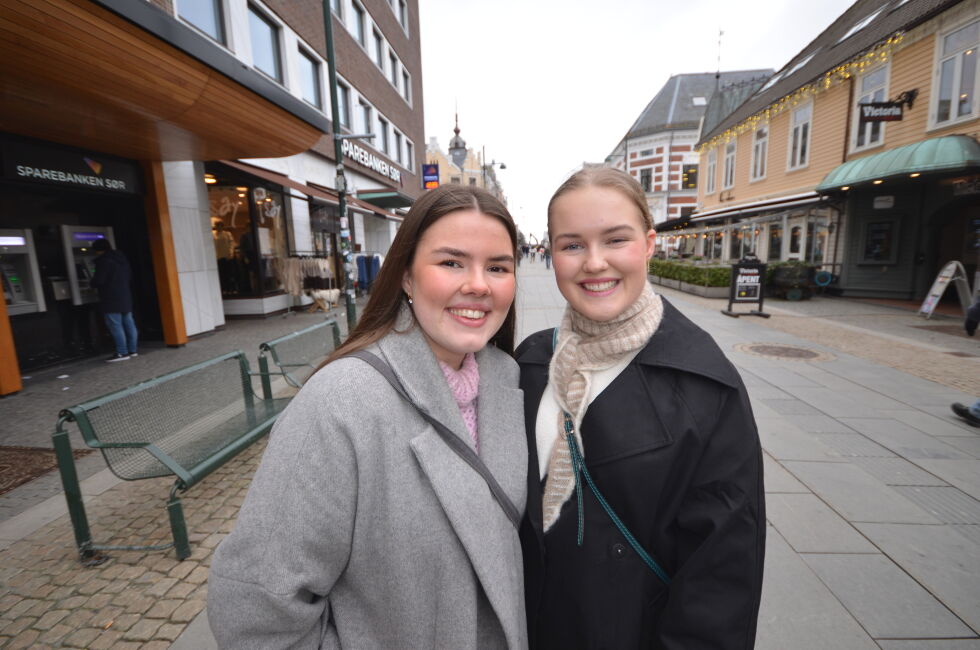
top-left (650, 275), bottom-right (728, 298)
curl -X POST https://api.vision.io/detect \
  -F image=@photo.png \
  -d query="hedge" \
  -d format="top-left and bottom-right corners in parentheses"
top-left (648, 259), bottom-right (730, 287)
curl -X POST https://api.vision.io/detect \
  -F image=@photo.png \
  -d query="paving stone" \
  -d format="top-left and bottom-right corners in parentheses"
top-left (144, 598), bottom-right (182, 619)
top-left (756, 528), bottom-right (877, 650)
top-left (761, 398), bottom-right (824, 416)
top-left (781, 413), bottom-right (856, 434)
top-left (7, 627), bottom-right (41, 649)
top-left (778, 386), bottom-right (874, 418)
top-left (154, 622), bottom-right (185, 642)
top-left (782, 461), bottom-right (940, 524)
top-left (171, 599), bottom-right (206, 623)
top-left (756, 417), bottom-right (836, 461)
top-left (951, 524), bottom-right (980, 547)
top-left (62, 627), bottom-right (101, 648)
top-left (885, 410), bottom-right (980, 438)
top-left (840, 418), bottom-right (972, 460)
top-left (852, 457), bottom-right (950, 486)
top-left (812, 433), bottom-right (896, 458)
top-left (763, 454), bottom-right (810, 493)
top-left (938, 435), bottom-right (980, 457)
top-left (33, 608), bottom-right (69, 630)
top-left (878, 642), bottom-right (980, 649)
top-left (857, 523), bottom-right (980, 632)
top-left (802, 553), bottom-right (974, 639)
top-left (765, 493), bottom-right (877, 553)
top-left (911, 460), bottom-right (980, 501)
top-left (39, 622), bottom-right (74, 645)
top-left (891, 486), bottom-right (980, 524)
top-left (121, 617), bottom-right (162, 642)
top-left (87, 630), bottom-right (125, 650)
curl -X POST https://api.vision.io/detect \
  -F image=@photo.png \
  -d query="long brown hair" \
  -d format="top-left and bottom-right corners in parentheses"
top-left (547, 166), bottom-right (654, 235)
top-left (323, 185), bottom-right (518, 366)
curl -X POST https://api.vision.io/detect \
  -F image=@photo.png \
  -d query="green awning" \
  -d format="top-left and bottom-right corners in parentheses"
top-left (356, 190), bottom-right (414, 209)
top-left (816, 135), bottom-right (980, 192)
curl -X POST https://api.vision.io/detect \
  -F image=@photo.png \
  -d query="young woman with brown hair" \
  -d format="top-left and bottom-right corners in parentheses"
top-left (517, 167), bottom-right (765, 648)
top-left (208, 185), bottom-right (529, 649)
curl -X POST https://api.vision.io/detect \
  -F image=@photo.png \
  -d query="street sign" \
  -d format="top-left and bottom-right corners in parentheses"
top-left (722, 260), bottom-right (771, 318)
top-left (422, 163), bottom-right (439, 189)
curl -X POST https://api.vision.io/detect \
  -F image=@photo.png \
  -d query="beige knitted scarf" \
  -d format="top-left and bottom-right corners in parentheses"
top-left (542, 282), bottom-right (664, 532)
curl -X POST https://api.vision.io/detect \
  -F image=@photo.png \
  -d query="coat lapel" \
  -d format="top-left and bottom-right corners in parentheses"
top-left (377, 315), bottom-right (527, 648)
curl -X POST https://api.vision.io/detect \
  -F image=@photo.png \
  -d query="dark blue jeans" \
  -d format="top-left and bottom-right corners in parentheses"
top-left (104, 312), bottom-right (138, 356)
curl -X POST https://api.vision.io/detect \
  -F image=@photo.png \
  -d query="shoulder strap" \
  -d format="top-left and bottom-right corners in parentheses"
top-left (347, 350), bottom-right (522, 529)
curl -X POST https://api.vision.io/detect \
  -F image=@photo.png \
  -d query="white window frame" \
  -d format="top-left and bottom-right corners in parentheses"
top-left (330, 0), bottom-right (343, 20)
top-left (297, 46), bottom-right (322, 109)
top-left (705, 149), bottom-right (717, 195)
top-left (389, 50), bottom-right (399, 88)
top-left (337, 81), bottom-right (351, 129)
top-left (378, 117), bottom-right (390, 154)
top-left (394, 131), bottom-right (403, 165)
top-left (247, 4), bottom-right (284, 84)
top-left (405, 139), bottom-right (415, 171)
top-left (373, 29), bottom-right (384, 68)
top-left (929, 16), bottom-right (979, 130)
top-left (359, 100), bottom-right (373, 135)
top-left (176, 0), bottom-right (226, 45)
top-left (351, 1), bottom-right (366, 46)
top-left (788, 102), bottom-right (813, 170)
top-left (852, 64), bottom-right (889, 152)
top-left (722, 140), bottom-right (736, 190)
top-left (750, 125), bottom-right (768, 182)
top-left (402, 70), bottom-right (411, 104)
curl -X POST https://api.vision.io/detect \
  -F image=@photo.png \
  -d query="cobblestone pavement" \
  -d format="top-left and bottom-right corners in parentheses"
top-left (0, 263), bottom-right (977, 648)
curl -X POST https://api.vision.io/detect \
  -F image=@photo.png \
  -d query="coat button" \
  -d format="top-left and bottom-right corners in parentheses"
top-left (611, 543), bottom-right (627, 558)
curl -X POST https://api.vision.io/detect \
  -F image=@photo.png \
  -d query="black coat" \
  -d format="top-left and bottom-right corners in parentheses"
top-left (91, 249), bottom-right (134, 313)
top-left (516, 299), bottom-right (765, 649)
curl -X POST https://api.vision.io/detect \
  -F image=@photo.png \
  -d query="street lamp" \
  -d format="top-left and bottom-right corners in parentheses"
top-left (481, 145), bottom-right (506, 196)
top-left (322, 2), bottom-right (375, 331)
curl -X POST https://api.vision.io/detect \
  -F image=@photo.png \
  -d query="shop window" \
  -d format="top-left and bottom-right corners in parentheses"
top-left (177, 0), bottom-right (224, 44)
top-left (338, 83), bottom-right (351, 128)
top-left (705, 149), bottom-right (717, 194)
top-left (806, 222), bottom-right (827, 264)
top-left (731, 229), bottom-right (744, 259)
top-left (751, 126), bottom-right (768, 181)
top-left (682, 164), bottom-right (698, 189)
top-left (248, 5), bottom-right (282, 83)
top-left (789, 104), bottom-right (812, 169)
top-left (790, 226), bottom-right (802, 254)
top-left (208, 178), bottom-right (287, 298)
top-left (861, 219), bottom-right (899, 264)
top-left (640, 168), bottom-right (652, 192)
top-left (298, 48), bottom-right (322, 109)
top-left (711, 232), bottom-right (724, 260)
top-left (855, 66), bottom-right (888, 149)
top-left (934, 19), bottom-right (978, 125)
top-left (768, 224), bottom-right (783, 261)
top-left (723, 141), bottom-right (736, 189)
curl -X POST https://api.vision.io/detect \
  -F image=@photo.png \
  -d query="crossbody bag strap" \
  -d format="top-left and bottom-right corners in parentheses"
top-left (347, 350), bottom-right (522, 529)
top-left (551, 328), bottom-right (671, 585)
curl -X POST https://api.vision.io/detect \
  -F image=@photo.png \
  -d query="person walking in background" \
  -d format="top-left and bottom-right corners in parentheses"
top-left (543, 243), bottom-right (551, 269)
top-left (91, 238), bottom-right (138, 363)
top-left (517, 167), bottom-right (764, 648)
top-left (208, 185), bottom-right (528, 649)
top-left (951, 294), bottom-right (980, 427)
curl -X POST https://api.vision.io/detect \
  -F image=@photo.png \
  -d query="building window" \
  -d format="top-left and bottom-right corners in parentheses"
top-left (855, 66), bottom-right (888, 149)
top-left (935, 19), bottom-right (978, 125)
top-left (405, 141), bottom-right (414, 171)
top-left (640, 168), bottom-right (652, 192)
top-left (394, 131), bottom-right (403, 165)
top-left (378, 117), bottom-right (389, 154)
top-left (861, 219), bottom-right (899, 264)
top-left (360, 101), bottom-right (373, 135)
top-left (298, 49), bottom-right (322, 109)
top-left (790, 226), bottom-right (802, 254)
top-left (373, 30), bottom-right (384, 68)
top-left (469, 177), bottom-right (477, 186)
top-left (705, 150), bottom-right (717, 194)
top-left (330, 0), bottom-right (343, 18)
top-left (178, 0), bottom-right (224, 43)
top-left (352, 2), bottom-right (366, 46)
top-left (389, 52), bottom-right (399, 87)
top-left (681, 164), bottom-right (698, 189)
top-left (398, 0), bottom-right (408, 30)
top-left (640, 149), bottom-right (654, 156)
top-left (789, 104), bottom-right (812, 169)
top-left (751, 125), bottom-right (768, 181)
top-left (337, 82), bottom-right (351, 128)
top-left (402, 71), bottom-right (411, 102)
top-left (248, 6), bottom-right (282, 82)
top-left (768, 224), bottom-right (783, 261)
top-left (451, 176), bottom-right (461, 184)
top-left (722, 141), bottom-right (736, 189)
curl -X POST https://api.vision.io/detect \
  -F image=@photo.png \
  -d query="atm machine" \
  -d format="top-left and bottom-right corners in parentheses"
top-left (60, 225), bottom-right (115, 305)
top-left (0, 228), bottom-right (47, 316)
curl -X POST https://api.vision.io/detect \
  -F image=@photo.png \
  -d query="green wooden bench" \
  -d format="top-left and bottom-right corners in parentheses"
top-left (53, 350), bottom-right (291, 565)
top-left (257, 318), bottom-right (341, 399)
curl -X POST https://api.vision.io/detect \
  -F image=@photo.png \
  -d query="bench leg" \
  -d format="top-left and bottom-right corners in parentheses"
top-left (167, 483), bottom-right (192, 560)
top-left (53, 426), bottom-right (107, 566)
top-left (258, 355), bottom-right (273, 401)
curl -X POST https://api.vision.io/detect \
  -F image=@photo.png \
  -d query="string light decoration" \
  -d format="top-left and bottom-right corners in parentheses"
top-left (697, 33), bottom-right (905, 153)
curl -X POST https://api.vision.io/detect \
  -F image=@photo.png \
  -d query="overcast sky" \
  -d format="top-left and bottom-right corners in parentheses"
top-left (418, 0), bottom-right (858, 240)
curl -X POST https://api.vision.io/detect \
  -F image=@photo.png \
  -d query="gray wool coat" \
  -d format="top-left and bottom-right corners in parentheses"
top-left (207, 316), bottom-right (529, 649)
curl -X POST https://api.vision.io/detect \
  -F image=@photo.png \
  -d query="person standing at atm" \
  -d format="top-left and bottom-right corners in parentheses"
top-left (91, 238), bottom-right (138, 363)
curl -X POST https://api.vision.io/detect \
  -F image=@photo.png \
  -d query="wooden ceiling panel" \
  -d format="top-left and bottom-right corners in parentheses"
top-left (0, 0), bottom-right (322, 161)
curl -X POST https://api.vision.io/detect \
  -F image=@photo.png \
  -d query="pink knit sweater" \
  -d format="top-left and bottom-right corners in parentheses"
top-left (439, 353), bottom-right (480, 452)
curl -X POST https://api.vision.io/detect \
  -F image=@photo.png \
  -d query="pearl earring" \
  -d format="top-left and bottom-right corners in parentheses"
top-left (407, 295), bottom-right (413, 304)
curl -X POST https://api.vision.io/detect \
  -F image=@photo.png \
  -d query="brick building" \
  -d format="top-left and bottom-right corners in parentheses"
top-left (0, 0), bottom-right (424, 393)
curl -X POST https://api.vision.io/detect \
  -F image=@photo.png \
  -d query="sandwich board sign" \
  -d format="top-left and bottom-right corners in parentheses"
top-left (919, 260), bottom-right (972, 319)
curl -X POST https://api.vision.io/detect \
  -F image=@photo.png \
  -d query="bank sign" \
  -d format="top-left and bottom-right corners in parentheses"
top-left (2, 137), bottom-right (141, 194)
top-left (341, 139), bottom-right (402, 184)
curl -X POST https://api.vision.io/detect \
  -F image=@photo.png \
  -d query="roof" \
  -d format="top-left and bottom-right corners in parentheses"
top-left (699, 0), bottom-right (963, 146)
top-left (701, 78), bottom-right (770, 139)
top-left (626, 70), bottom-right (773, 139)
top-left (816, 135), bottom-right (980, 191)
